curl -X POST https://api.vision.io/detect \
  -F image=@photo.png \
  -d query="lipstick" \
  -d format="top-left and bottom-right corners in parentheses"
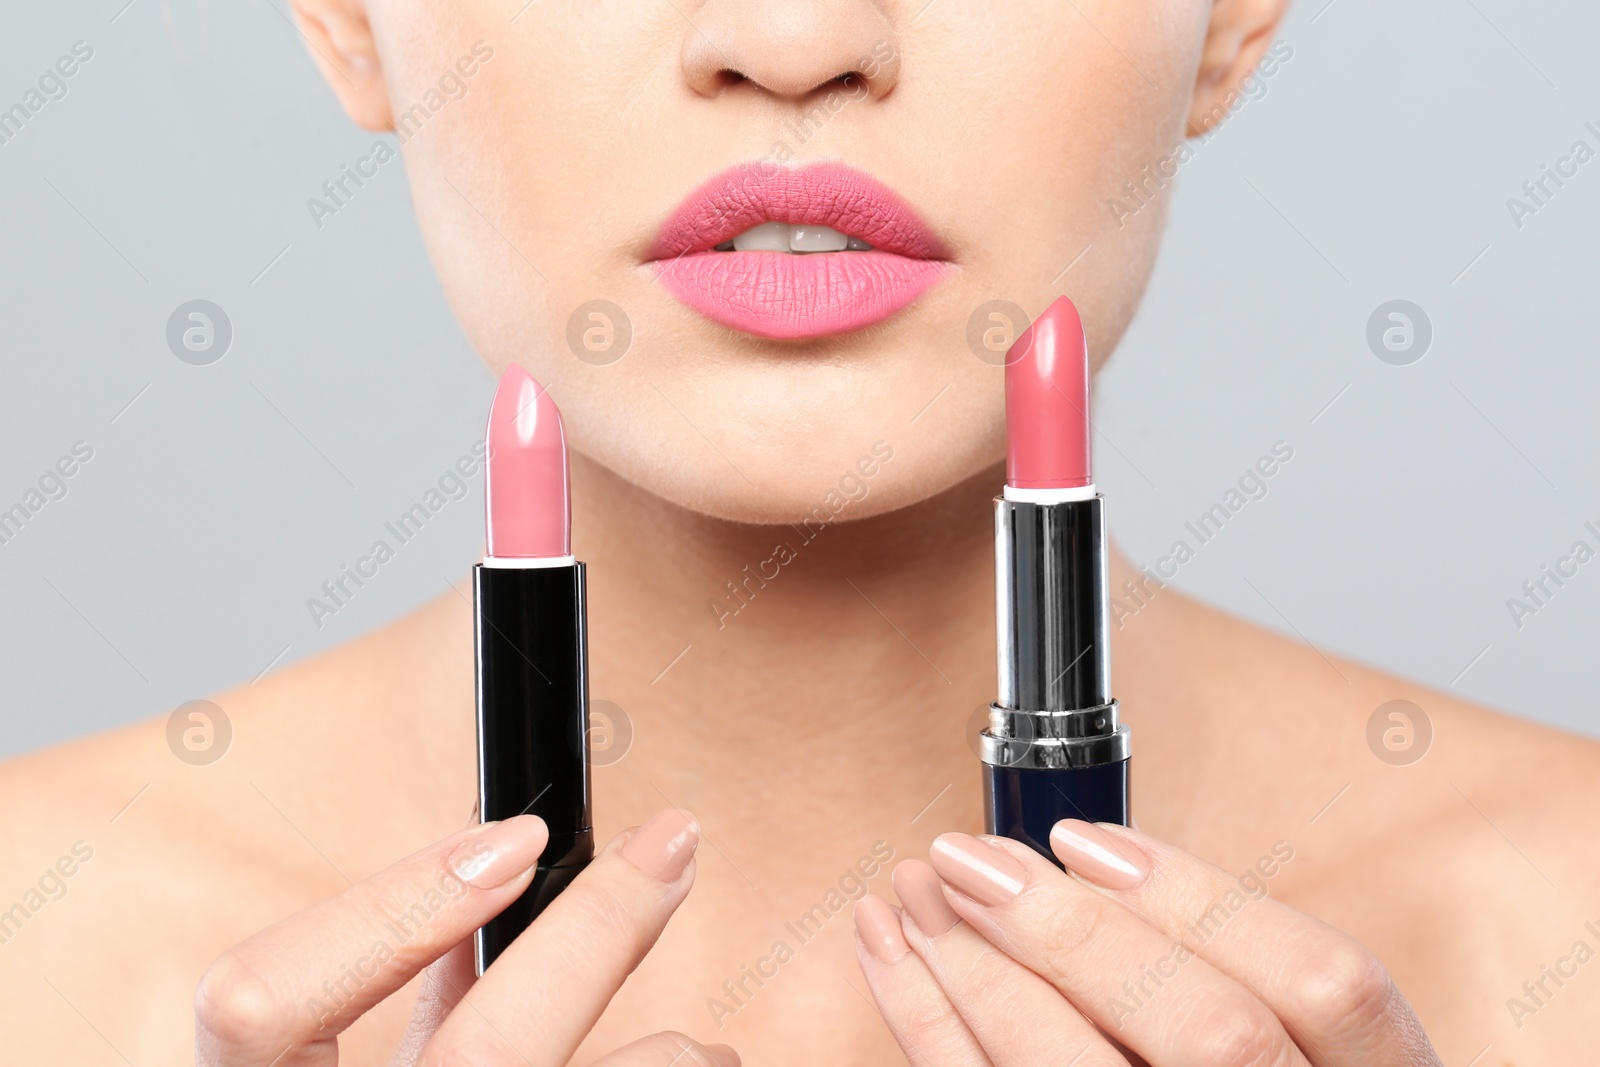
top-left (474, 365), bottom-right (592, 972)
top-left (980, 296), bottom-right (1131, 863)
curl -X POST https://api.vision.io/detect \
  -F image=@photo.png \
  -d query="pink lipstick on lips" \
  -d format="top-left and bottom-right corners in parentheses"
top-left (980, 296), bottom-right (1130, 866)
top-left (475, 366), bottom-right (592, 973)
top-left (649, 162), bottom-right (950, 340)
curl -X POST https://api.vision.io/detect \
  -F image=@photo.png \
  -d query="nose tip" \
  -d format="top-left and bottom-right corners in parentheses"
top-left (681, 0), bottom-right (901, 101)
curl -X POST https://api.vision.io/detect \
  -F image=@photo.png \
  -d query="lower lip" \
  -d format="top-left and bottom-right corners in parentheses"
top-left (653, 250), bottom-right (948, 340)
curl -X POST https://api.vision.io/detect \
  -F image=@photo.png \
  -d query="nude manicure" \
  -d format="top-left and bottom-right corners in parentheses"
top-left (620, 808), bottom-right (700, 882)
top-left (449, 815), bottom-right (548, 889)
top-left (893, 859), bottom-right (960, 936)
top-left (1048, 819), bottom-right (1149, 890)
top-left (928, 833), bottom-right (1027, 906)
top-left (854, 894), bottom-right (911, 964)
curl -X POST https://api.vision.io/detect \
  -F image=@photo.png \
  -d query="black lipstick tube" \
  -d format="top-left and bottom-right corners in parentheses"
top-left (980, 493), bottom-right (1130, 864)
top-left (474, 561), bottom-right (593, 973)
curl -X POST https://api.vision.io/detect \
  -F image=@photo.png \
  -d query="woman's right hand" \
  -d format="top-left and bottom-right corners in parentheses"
top-left (194, 808), bottom-right (734, 1067)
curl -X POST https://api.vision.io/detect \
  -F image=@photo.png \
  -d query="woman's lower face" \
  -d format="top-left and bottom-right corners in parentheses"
top-left (336, 0), bottom-right (1207, 522)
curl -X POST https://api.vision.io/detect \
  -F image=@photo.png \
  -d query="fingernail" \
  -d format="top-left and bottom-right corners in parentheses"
top-left (705, 1043), bottom-right (741, 1067)
top-left (449, 815), bottom-right (548, 889)
top-left (853, 894), bottom-right (910, 964)
top-left (892, 859), bottom-right (959, 936)
top-left (929, 833), bottom-right (1027, 906)
top-left (1049, 819), bottom-right (1149, 890)
top-left (620, 808), bottom-right (700, 882)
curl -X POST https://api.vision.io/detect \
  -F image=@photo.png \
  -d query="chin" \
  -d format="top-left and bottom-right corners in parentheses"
top-left (567, 387), bottom-right (1004, 530)
top-left (598, 456), bottom-right (999, 530)
top-left (534, 289), bottom-right (1005, 528)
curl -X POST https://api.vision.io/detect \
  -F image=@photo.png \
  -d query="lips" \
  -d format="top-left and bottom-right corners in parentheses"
top-left (648, 162), bottom-right (951, 340)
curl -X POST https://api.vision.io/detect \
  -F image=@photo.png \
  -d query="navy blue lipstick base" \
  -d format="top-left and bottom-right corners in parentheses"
top-left (984, 761), bottom-right (1130, 867)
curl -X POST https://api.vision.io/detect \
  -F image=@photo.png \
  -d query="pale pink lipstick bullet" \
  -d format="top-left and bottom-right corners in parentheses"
top-left (484, 364), bottom-right (570, 560)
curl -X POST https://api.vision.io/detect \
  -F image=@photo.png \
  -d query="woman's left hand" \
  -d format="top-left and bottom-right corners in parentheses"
top-left (852, 821), bottom-right (1442, 1066)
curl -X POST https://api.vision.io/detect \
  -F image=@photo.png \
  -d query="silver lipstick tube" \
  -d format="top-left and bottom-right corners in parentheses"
top-left (980, 494), bottom-right (1131, 855)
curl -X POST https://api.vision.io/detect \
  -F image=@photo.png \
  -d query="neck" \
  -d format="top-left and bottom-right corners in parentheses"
top-left (565, 453), bottom-right (994, 866)
top-left (573, 451), bottom-right (996, 742)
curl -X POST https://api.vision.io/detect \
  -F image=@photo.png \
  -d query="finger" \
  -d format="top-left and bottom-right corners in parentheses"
top-left (417, 809), bottom-right (701, 1067)
top-left (892, 861), bottom-right (1128, 1067)
top-left (1048, 820), bottom-right (1441, 1067)
top-left (586, 1032), bottom-right (741, 1067)
top-left (853, 893), bottom-right (993, 1067)
top-left (195, 815), bottom-right (548, 1067)
top-left (390, 940), bottom-right (475, 1067)
top-left (930, 832), bottom-right (1313, 1067)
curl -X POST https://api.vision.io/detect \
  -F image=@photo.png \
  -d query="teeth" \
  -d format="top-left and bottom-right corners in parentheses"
top-left (723, 222), bottom-right (872, 253)
top-left (788, 225), bottom-right (849, 253)
top-left (732, 222), bottom-right (792, 253)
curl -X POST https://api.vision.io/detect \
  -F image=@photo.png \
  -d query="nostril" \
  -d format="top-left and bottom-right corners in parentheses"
top-left (712, 68), bottom-right (864, 100)
top-left (710, 68), bottom-right (860, 97)
top-left (680, 1), bottom-right (901, 102)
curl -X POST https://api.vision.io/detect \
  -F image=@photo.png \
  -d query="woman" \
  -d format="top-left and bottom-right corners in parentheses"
top-left (4, 0), bottom-right (1596, 1063)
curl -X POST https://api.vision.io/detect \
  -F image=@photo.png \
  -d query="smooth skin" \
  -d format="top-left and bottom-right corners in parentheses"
top-left (2, 1), bottom-right (1599, 1064)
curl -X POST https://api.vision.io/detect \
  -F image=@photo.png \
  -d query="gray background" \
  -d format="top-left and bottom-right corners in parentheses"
top-left (1, 0), bottom-right (1595, 759)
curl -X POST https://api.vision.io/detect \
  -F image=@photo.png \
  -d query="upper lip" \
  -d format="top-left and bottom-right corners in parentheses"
top-left (648, 161), bottom-right (950, 262)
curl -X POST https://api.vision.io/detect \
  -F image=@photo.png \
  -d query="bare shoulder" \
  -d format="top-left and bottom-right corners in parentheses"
top-left (0, 714), bottom-right (181, 970)
top-left (0, 596), bottom-right (472, 1061)
top-left (1191, 605), bottom-right (1600, 1062)
top-left (1329, 691), bottom-right (1600, 1063)
top-left (0, 709), bottom-right (276, 1062)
